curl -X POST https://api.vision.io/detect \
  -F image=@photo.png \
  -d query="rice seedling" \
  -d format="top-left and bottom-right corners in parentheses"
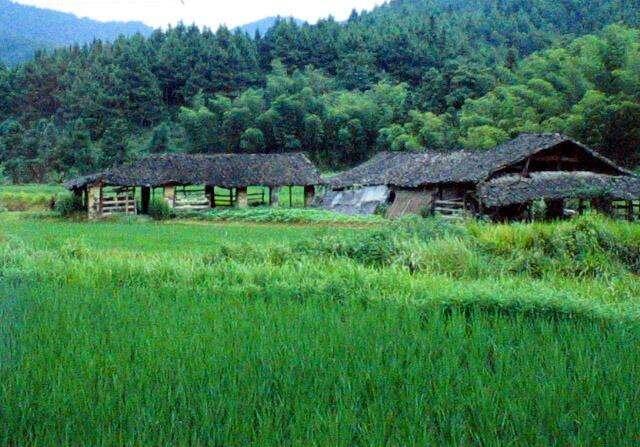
top-left (1, 211), bottom-right (639, 445)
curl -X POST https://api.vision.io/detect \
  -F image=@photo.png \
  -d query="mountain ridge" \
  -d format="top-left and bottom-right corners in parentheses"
top-left (237, 16), bottom-right (305, 36)
top-left (0, 0), bottom-right (152, 64)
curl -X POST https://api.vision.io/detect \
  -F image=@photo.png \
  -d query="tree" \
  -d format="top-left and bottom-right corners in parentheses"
top-left (240, 128), bottom-right (265, 152)
top-left (147, 122), bottom-right (172, 154)
top-left (100, 119), bottom-right (132, 167)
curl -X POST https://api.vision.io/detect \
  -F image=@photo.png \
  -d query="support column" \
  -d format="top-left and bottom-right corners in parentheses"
top-left (545, 199), bottom-right (565, 220)
top-left (87, 185), bottom-right (101, 219)
top-left (141, 186), bottom-right (151, 215)
top-left (236, 187), bottom-right (248, 208)
top-left (304, 185), bottom-right (315, 208)
top-left (164, 185), bottom-right (176, 208)
top-left (269, 186), bottom-right (281, 207)
top-left (205, 186), bottom-right (215, 208)
top-left (591, 198), bottom-right (613, 217)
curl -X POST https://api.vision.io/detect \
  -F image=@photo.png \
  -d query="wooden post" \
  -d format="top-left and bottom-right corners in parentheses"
top-left (141, 186), bottom-right (151, 214)
top-left (98, 184), bottom-right (104, 217)
top-left (577, 199), bottom-right (585, 215)
top-left (304, 185), bottom-right (315, 208)
top-left (545, 199), bottom-right (565, 220)
top-left (591, 198), bottom-right (613, 217)
top-left (205, 186), bottom-right (214, 208)
top-left (164, 185), bottom-right (176, 208)
top-left (269, 186), bottom-right (281, 207)
top-left (289, 186), bottom-right (293, 208)
top-left (236, 187), bottom-right (248, 208)
top-left (627, 200), bottom-right (634, 221)
top-left (87, 185), bottom-right (100, 219)
top-left (83, 188), bottom-right (89, 211)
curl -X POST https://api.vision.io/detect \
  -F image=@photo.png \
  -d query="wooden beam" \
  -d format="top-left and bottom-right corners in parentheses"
top-left (269, 186), bottom-right (281, 207)
top-left (304, 185), bottom-right (315, 208)
top-left (236, 187), bottom-right (248, 208)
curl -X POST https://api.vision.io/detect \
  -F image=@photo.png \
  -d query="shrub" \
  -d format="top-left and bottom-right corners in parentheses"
top-left (148, 197), bottom-right (173, 220)
top-left (54, 194), bottom-right (84, 217)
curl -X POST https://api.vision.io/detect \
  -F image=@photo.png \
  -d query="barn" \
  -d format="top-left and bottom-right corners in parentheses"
top-left (65, 153), bottom-right (322, 218)
top-left (326, 133), bottom-right (640, 220)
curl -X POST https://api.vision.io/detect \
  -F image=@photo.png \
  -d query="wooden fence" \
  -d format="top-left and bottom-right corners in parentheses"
top-left (92, 190), bottom-right (136, 217)
top-left (174, 187), bottom-right (211, 212)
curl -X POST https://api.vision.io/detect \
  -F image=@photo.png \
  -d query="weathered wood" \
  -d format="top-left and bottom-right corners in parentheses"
top-left (304, 185), bottom-right (315, 207)
top-left (545, 199), bottom-right (565, 220)
top-left (164, 185), bottom-right (176, 208)
top-left (236, 187), bottom-right (248, 208)
top-left (205, 186), bottom-right (215, 208)
top-left (269, 186), bottom-right (281, 207)
top-left (141, 187), bottom-right (151, 214)
top-left (87, 185), bottom-right (100, 219)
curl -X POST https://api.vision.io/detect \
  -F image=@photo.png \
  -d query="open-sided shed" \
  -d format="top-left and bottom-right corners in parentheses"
top-left (65, 153), bottom-right (322, 218)
top-left (326, 133), bottom-right (640, 221)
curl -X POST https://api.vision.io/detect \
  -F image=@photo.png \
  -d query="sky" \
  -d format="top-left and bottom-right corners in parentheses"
top-left (14, 0), bottom-right (387, 29)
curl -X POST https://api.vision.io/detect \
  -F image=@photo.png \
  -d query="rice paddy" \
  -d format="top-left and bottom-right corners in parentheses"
top-left (1, 209), bottom-right (640, 445)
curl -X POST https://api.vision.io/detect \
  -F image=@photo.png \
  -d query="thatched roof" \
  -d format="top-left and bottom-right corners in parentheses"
top-left (330, 133), bottom-right (630, 189)
top-left (479, 172), bottom-right (640, 207)
top-left (65, 153), bottom-right (322, 189)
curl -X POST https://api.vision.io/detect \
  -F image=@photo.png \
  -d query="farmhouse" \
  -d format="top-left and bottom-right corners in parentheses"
top-left (65, 153), bottom-right (322, 218)
top-left (326, 133), bottom-right (640, 220)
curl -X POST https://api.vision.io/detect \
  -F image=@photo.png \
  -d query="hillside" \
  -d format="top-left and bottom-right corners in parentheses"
top-left (1, 0), bottom-right (640, 183)
top-left (238, 16), bottom-right (304, 36)
top-left (0, 0), bottom-right (152, 65)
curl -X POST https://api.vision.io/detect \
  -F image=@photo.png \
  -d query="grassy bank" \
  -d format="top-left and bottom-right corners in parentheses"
top-left (0, 184), bottom-right (64, 211)
top-left (1, 213), bottom-right (640, 445)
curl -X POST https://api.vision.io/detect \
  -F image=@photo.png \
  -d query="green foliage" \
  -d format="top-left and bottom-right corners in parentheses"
top-left (146, 122), bottom-right (172, 154)
top-left (195, 207), bottom-right (382, 224)
top-left (3, 1), bottom-right (640, 182)
top-left (147, 197), bottom-right (173, 220)
top-left (53, 193), bottom-right (83, 217)
top-left (456, 25), bottom-right (640, 164)
top-left (0, 184), bottom-right (63, 211)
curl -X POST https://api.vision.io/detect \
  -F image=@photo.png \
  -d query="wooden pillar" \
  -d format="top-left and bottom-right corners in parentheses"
top-left (591, 198), bottom-right (613, 217)
top-left (545, 199), bottom-right (565, 220)
top-left (83, 188), bottom-right (89, 211)
top-left (87, 185), bottom-right (101, 219)
top-left (141, 186), bottom-right (151, 215)
top-left (236, 187), bottom-right (248, 208)
top-left (269, 186), bottom-right (281, 207)
top-left (205, 186), bottom-right (215, 208)
top-left (304, 185), bottom-right (315, 207)
top-left (164, 185), bottom-right (176, 208)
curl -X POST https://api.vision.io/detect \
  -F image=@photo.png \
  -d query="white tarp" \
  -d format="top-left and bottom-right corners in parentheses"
top-left (320, 186), bottom-right (391, 215)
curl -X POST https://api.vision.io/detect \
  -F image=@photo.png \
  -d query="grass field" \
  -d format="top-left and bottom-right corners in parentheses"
top-left (1, 209), bottom-right (640, 445)
top-left (0, 184), bottom-right (65, 211)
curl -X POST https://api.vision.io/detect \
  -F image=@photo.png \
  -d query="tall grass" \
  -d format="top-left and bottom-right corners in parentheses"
top-left (1, 213), bottom-right (640, 445)
top-left (0, 184), bottom-right (65, 211)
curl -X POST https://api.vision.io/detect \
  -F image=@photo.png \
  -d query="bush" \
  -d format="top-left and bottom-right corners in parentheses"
top-left (148, 197), bottom-right (173, 220)
top-left (54, 194), bottom-right (84, 217)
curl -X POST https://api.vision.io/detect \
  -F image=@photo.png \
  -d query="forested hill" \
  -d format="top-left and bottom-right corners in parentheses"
top-left (1, 0), bottom-right (639, 183)
top-left (0, 0), bottom-right (151, 65)
top-left (237, 17), bottom-right (304, 36)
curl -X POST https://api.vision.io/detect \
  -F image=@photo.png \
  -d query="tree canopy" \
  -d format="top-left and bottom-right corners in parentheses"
top-left (1, 0), bottom-right (640, 182)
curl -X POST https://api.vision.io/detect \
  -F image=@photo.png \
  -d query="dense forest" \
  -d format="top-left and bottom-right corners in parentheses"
top-left (1, 0), bottom-right (639, 183)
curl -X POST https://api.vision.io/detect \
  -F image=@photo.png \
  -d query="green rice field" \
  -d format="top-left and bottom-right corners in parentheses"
top-left (1, 208), bottom-right (640, 445)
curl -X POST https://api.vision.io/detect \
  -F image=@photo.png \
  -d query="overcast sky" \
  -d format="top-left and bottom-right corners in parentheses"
top-left (14, 0), bottom-right (387, 29)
